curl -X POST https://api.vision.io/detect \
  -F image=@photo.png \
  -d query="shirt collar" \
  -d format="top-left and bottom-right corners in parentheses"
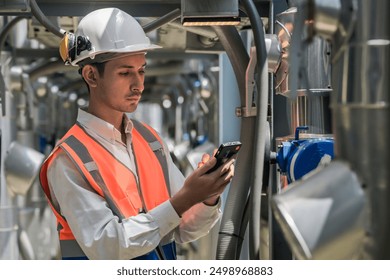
top-left (123, 114), bottom-right (134, 135)
top-left (76, 108), bottom-right (134, 144)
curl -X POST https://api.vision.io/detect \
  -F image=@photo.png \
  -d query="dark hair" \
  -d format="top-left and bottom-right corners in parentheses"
top-left (90, 62), bottom-right (106, 76)
top-left (79, 62), bottom-right (106, 92)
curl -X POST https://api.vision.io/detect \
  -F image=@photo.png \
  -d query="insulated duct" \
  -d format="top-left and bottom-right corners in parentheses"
top-left (275, 7), bottom-right (333, 135)
top-left (331, 0), bottom-right (390, 259)
top-left (272, 0), bottom-right (389, 260)
top-left (272, 160), bottom-right (365, 259)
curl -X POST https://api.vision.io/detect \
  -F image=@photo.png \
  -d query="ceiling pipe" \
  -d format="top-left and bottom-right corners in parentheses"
top-left (0, 16), bottom-right (30, 52)
top-left (25, 59), bottom-right (74, 81)
top-left (0, 15), bottom-right (31, 116)
top-left (29, 0), bottom-right (65, 38)
top-left (142, 8), bottom-right (181, 33)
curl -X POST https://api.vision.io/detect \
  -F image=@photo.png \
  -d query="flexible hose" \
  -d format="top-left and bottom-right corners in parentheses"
top-left (142, 8), bottom-right (181, 33)
top-left (212, 25), bottom-right (255, 260)
top-left (0, 16), bottom-right (30, 52)
top-left (30, 0), bottom-right (65, 38)
top-left (241, 0), bottom-right (269, 260)
top-left (212, 26), bottom-right (249, 104)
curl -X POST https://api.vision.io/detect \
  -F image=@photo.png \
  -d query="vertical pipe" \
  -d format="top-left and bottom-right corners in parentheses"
top-left (240, 0), bottom-right (269, 260)
top-left (212, 25), bottom-right (256, 259)
top-left (0, 52), bottom-right (18, 259)
top-left (0, 16), bottom-right (29, 116)
top-left (331, 0), bottom-right (390, 259)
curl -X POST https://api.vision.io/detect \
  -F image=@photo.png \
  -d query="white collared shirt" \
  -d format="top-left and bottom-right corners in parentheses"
top-left (47, 108), bottom-right (221, 260)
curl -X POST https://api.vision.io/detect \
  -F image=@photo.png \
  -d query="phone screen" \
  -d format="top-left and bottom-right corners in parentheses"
top-left (206, 141), bottom-right (242, 174)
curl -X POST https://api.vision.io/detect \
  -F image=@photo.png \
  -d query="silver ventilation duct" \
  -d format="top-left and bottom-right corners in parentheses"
top-left (273, 0), bottom-right (390, 260)
top-left (331, 0), bottom-right (390, 259)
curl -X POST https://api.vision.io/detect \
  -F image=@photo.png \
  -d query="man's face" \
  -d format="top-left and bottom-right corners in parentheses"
top-left (93, 53), bottom-right (146, 114)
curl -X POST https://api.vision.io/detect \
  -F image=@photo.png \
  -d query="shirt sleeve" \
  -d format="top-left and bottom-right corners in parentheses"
top-left (48, 150), bottom-right (181, 260)
top-left (162, 140), bottom-right (223, 244)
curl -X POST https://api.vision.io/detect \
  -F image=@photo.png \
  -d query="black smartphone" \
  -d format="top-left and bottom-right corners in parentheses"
top-left (206, 141), bottom-right (242, 174)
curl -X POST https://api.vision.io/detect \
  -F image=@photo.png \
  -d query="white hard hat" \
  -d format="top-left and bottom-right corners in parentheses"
top-left (59, 8), bottom-right (161, 66)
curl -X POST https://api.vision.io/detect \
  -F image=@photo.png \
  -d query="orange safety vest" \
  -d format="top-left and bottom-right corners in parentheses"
top-left (39, 119), bottom-right (173, 259)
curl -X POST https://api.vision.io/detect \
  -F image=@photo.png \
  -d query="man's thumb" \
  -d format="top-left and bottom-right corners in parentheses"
top-left (199, 157), bottom-right (217, 174)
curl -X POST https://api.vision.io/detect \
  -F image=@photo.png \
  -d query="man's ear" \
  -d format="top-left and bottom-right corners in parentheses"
top-left (81, 65), bottom-right (98, 87)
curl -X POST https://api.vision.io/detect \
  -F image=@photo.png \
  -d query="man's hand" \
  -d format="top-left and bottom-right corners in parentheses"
top-left (170, 151), bottom-right (236, 216)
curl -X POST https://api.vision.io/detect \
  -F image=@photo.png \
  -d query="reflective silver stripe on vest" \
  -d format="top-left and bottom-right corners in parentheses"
top-left (62, 135), bottom-right (125, 220)
top-left (131, 119), bottom-right (171, 196)
top-left (131, 120), bottom-right (172, 260)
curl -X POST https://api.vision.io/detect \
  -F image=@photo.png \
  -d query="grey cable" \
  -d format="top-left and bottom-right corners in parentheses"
top-left (30, 0), bottom-right (65, 38)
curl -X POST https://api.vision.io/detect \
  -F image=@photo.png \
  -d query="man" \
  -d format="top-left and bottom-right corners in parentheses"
top-left (39, 7), bottom-right (236, 260)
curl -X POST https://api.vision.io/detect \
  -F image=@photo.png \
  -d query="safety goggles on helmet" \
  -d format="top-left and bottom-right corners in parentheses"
top-left (59, 32), bottom-right (92, 65)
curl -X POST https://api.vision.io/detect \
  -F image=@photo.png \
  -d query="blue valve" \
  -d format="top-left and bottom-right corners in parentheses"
top-left (276, 127), bottom-right (334, 183)
top-left (295, 126), bottom-right (309, 140)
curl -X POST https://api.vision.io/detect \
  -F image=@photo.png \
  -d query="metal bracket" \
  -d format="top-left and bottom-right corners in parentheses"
top-left (288, 1), bottom-right (308, 101)
top-left (236, 46), bottom-right (257, 117)
top-left (21, 73), bottom-right (35, 119)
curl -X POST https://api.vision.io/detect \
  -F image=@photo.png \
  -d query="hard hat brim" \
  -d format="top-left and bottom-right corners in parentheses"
top-left (71, 43), bottom-right (162, 66)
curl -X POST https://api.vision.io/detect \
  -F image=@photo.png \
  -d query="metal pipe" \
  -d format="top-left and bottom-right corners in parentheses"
top-left (212, 26), bottom-right (248, 103)
top-left (26, 59), bottom-right (73, 81)
top-left (267, 0), bottom-right (277, 260)
top-left (0, 52), bottom-right (18, 260)
top-left (0, 16), bottom-right (30, 53)
top-left (331, 0), bottom-right (390, 259)
top-left (0, 16), bottom-right (30, 116)
top-left (0, 206), bottom-right (18, 259)
top-left (18, 229), bottom-right (36, 260)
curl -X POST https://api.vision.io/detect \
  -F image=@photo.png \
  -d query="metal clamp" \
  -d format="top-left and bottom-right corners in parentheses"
top-left (236, 46), bottom-right (257, 117)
